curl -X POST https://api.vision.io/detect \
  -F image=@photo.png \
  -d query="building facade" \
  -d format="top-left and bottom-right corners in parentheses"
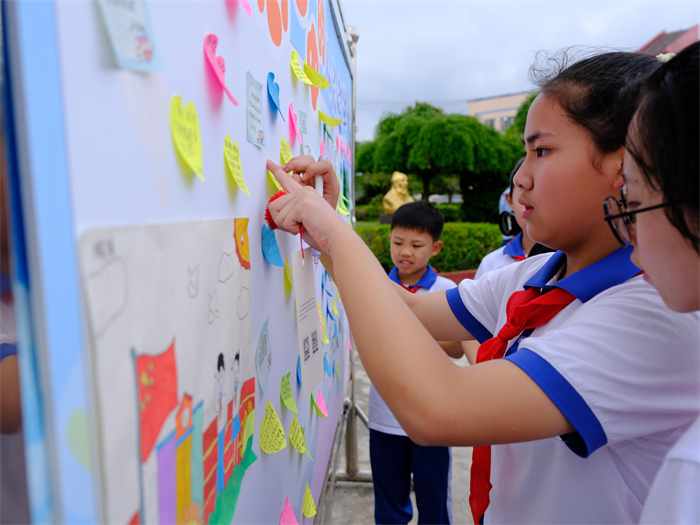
top-left (466, 91), bottom-right (531, 133)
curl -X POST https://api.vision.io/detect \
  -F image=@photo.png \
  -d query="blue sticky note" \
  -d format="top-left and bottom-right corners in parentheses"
top-left (334, 319), bottom-right (339, 339)
top-left (261, 225), bottom-right (284, 267)
top-left (230, 414), bottom-right (241, 443)
top-left (266, 72), bottom-right (285, 121)
top-left (324, 354), bottom-right (332, 377)
top-left (326, 303), bottom-right (334, 321)
top-left (289, 3), bottom-right (306, 57)
top-left (297, 355), bottom-right (302, 386)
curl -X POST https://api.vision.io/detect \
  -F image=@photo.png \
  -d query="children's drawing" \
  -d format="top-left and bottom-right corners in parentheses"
top-left (79, 219), bottom-right (256, 525)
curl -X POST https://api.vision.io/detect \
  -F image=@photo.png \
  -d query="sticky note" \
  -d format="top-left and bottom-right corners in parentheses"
top-left (268, 169), bottom-right (284, 191)
top-left (260, 400), bottom-right (286, 454)
top-left (311, 389), bottom-right (328, 418)
top-left (170, 96), bottom-right (203, 180)
top-left (333, 298), bottom-right (339, 315)
top-left (267, 72), bottom-right (285, 120)
top-left (326, 303), bottom-right (334, 322)
top-left (280, 497), bottom-right (298, 525)
top-left (255, 318), bottom-right (273, 394)
top-left (289, 103), bottom-right (303, 145)
top-left (239, 0), bottom-right (252, 16)
top-left (299, 110), bottom-right (313, 156)
top-left (290, 50), bottom-right (313, 84)
top-left (303, 61), bottom-right (330, 89)
top-left (241, 408), bottom-right (255, 455)
top-left (280, 137), bottom-right (293, 165)
top-left (296, 355), bottom-right (302, 386)
top-left (317, 302), bottom-right (330, 344)
top-left (335, 363), bottom-right (340, 377)
top-left (303, 482), bottom-right (317, 518)
top-left (337, 200), bottom-right (350, 215)
top-left (280, 372), bottom-right (298, 413)
top-left (319, 110), bottom-right (342, 127)
top-left (246, 71), bottom-right (266, 147)
top-left (284, 257), bottom-right (294, 291)
top-left (204, 34), bottom-right (238, 105)
top-left (262, 224), bottom-right (284, 267)
top-left (224, 136), bottom-right (250, 197)
top-left (289, 414), bottom-right (306, 453)
top-left (323, 354), bottom-right (332, 377)
top-left (320, 140), bottom-right (325, 159)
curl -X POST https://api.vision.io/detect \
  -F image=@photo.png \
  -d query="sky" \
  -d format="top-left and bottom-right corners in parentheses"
top-left (338, 1), bottom-right (700, 141)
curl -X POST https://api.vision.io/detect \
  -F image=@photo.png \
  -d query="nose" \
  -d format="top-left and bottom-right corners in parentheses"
top-left (514, 156), bottom-right (534, 191)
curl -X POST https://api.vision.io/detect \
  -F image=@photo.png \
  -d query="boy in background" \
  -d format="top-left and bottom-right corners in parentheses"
top-left (369, 202), bottom-right (455, 525)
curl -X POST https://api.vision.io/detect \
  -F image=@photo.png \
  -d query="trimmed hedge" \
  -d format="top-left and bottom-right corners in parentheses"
top-left (356, 222), bottom-right (501, 273)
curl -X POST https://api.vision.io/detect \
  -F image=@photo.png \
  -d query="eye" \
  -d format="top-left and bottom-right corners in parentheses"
top-left (535, 147), bottom-right (549, 157)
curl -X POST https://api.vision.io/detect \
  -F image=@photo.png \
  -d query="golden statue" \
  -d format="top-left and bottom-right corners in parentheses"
top-left (382, 172), bottom-right (414, 214)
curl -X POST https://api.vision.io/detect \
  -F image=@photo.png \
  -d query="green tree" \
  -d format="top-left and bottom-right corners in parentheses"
top-left (506, 92), bottom-right (538, 142)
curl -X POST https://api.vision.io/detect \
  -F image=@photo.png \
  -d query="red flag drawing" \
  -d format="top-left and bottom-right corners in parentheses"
top-left (135, 341), bottom-right (178, 462)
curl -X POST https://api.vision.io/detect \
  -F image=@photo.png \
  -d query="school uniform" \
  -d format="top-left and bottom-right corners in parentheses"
top-left (639, 415), bottom-right (700, 524)
top-left (475, 233), bottom-right (526, 280)
top-left (369, 265), bottom-right (456, 525)
top-left (445, 248), bottom-right (700, 524)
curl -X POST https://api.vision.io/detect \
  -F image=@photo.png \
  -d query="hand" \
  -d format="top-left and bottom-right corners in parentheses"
top-left (267, 159), bottom-right (349, 254)
top-left (281, 156), bottom-right (340, 210)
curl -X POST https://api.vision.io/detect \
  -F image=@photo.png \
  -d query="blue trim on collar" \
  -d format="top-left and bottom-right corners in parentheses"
top-left (445, 288), bottom-right (493, 343)
top-left (523, 247), bottom-right (639, 303)
top-left (503, 232), bottom-right (525, 259)
top-left (504, 348), bottom-right (607, 458)
top-left (388, 265), bottom-right (437, 290)
top-left (1, 343), bottom-right (18, 360)
top-left (0, 274), bottom-right (11, 295)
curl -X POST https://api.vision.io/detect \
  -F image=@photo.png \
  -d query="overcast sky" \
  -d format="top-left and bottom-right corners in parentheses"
top-left (339, 1), bottom-right (699, 141)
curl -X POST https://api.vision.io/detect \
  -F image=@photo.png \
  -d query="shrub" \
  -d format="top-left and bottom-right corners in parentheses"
top-left (434, 203), bottom-right (463, 222)
top-left (356, 222), bottom-right (501, 273)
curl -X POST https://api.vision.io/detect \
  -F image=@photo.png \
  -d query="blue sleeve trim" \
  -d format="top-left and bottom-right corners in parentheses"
top-left (504, 348), bottom-right (607, 457)
top-left (445, 287), bottom-right (493, 344)
top-left (0, 343), bottom-right (17, 360)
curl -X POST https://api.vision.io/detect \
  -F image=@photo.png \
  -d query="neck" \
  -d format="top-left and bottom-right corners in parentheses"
top-left (562, 234), bottom-right (622, 278)
top-left (521, 233), bottom-right (535, 256)
top-left (398, 265), bottom-right (428, 287)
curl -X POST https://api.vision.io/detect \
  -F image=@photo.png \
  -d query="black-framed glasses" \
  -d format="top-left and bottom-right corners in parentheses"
top-left (603, 188), bottom-right (671, 246)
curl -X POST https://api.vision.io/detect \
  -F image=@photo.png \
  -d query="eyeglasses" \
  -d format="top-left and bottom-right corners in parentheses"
top-left (603, 188), bottom-right (671, 246)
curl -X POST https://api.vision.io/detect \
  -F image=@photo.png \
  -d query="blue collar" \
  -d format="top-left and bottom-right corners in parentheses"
top-left (503, 232), bottom-right (525, 259)
top-left (389, 265), bottom-right (438, 290)
top-left (523, 246), bottom-right (640, 303)
top-left (0, 274), bottom-right (10, 295)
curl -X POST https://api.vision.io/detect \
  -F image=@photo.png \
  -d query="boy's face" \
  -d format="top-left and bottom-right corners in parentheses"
top-left (389, 226), bottom-right (442, 277)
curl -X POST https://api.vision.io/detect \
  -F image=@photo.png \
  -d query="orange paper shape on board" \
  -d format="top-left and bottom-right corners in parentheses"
top-left (135, 341), bottom-right (178, 462)
top-left (280, 497), bottom-right (299, 525)
top-left (235, 218), bottom-right (251, 269)
top-left (203, 34), bottom-right (238, 105)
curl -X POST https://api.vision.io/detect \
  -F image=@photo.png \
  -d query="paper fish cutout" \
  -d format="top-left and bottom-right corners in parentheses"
top-left (280, 372), bottom-right (298, 413)
top-left (267, 72), bottom-right (285, 120)
top-left (203, 34), bottom-right (238, 105)
top-left (170, 96), bottom-right (203, 180)
top-left (290, 50), bottom-right (312, 84)
top-left (260, 400), bottom-right (286, 454)
top-left (224, 136), bottom-right (250, 197)
top-left (303, 62), bottom-right (330, 89)
top-left (318, 110), bottom-right (342, 127)
top-left (303, 482), bottom-right (317, 518)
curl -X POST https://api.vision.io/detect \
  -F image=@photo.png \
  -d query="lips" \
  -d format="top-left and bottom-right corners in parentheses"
top-left (518, 196), bottom-right (534, 219)
top-left (399, 260), bottom-right (413, 268)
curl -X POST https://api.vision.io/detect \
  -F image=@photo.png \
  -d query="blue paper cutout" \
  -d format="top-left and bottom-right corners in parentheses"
top-left (266, 72), bottom-right (285, 121)
top-left (297, 355), bottom-right (302, 386)
top-left (326, 303), bottom-right (334, 321)
top-left (323, 354), bottom-right (332, 377)
top-left (334, 319), bottom-right (339, 339)
top-left (261, 225), bottom-right (284, 267)
top-left (289, 2), bottom-right (306, 57)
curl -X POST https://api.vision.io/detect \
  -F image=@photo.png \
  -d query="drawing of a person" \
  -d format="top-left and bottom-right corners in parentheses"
top-left (215, 353), bottom-right (228, 493)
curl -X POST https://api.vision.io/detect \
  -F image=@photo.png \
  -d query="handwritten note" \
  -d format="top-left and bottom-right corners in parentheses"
top-left (262, 224), bottom-right (284, 267)
top-left (303, 61), bottom-right (330, 89)
top-left (267, 72), bottom-right (285, 120)
top-left (280, 497), bottom-right (298, 525)
top-left (317, 302), bottom-right (330, 344)
top-left (319, 110), bottom-right (343, 127)
top-left (289, 413), bottom-right (306, 453)
top-left (170, 96), bottom-right (203, 180)
top-left (280, 137), bottom-right (293, 165)
top-left (204, 34), bottom-right (238, 105)
top-left (299, 110), bottom-right (313, 156)
top-left (280, 372), bottom-right (298, 413)
top-left (289, 103), bottom-right (303, 145)
top-left (255, 318), bottom-right (273, 394)
top-left (290, 50), bottom-right (313, 84)
top-left (268, 169), bottom-right (284, 191)
top-left (333, 298), bottom-right (339, 315)
top-left (260, 400), bottom-right (286, 454)
top-left (303, 482), bottom-right (317, 518)
top-left (223, 136), bottom-right (250, 197)
top-left (311, 389), bottom-right (328, 418)
top-left (246, 71), bottom-right (265, 147)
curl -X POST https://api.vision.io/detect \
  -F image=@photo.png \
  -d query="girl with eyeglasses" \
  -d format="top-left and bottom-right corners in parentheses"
top-left (267, 49), bottom-right (699, 524)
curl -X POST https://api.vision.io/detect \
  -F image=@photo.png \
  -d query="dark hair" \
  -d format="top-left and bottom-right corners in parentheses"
top-left (530, 49), bottom-right (660, 167)
top-left (624, 43), bottom-right (699, 253)
top-left (509, 157), bottom-right (526, 196)
top-left (217, 353), bottom-right (225, 372)
top-left (391, 202), bottom-right (444, 241)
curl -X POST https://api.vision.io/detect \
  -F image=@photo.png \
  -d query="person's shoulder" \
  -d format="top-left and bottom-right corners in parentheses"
top-left (430, 275), bottom-right (457, 292)
top-left (667, 417), bottom-right (700, 465)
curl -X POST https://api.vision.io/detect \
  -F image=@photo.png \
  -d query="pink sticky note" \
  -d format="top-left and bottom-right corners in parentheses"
top-left (280, 497), bottom-right (299, 525)
top-left (335, 133), bottom-right (339, 151)
top-left (203, 34), bottom-right (239, 106)
top-left (289, 103), bottom-right (302, 145)
top-left (316, 389), bottom-right (329, 417)
top-left (320, 141), bottom-right (325, 159)
top-left (225, 0), bottom-right (252, 16)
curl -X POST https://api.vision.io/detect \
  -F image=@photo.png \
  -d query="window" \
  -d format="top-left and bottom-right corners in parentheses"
top-left (484, 119), bottom-right (495, 129)
top-left (501, 116), bottom-right (515, 132)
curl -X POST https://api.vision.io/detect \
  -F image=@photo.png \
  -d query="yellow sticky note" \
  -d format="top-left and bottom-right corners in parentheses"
top-left (223, 135), bottom-right (250, 197)
top-left (303, 61), bottom-right (330, 89)
top-left (284, 258), bottom-right (294, 290)
top-left (303, 482), bottom-right (317, 518)
top-left (337, 200), bottom-right (350, 215)
top-left (280, 136), bottom-right (293, 165)
top-left (335, 363), bottom-right (340, 377)
top-left (170, 95), bottom-right (204, 180)
top-left (291, 50), bottom-right (313, 85)
top-left (241, 407), bottom-right (255, 455)
top-left (318, 110), bottom-right (342, 127)
top-left (289, 413), bottom-right (306, 453)
top-left (317, 302), bottom-right (330, 344)
top-left (280, 372), bottom-right (298, 413)
top-left (260, 400), bottom-right (286, 454)
top-left (268, 169), bottom-right (284, 191)
top-left (332, 298), bottom-right (339, 316)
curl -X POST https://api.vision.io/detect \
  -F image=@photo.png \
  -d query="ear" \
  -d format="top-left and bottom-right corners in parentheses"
top-left (604, 146), bottom-right (626, 191)
top-left (431, 240), bottom-right (443, 257)
top-left (504, 192), bottom-right (514, 210)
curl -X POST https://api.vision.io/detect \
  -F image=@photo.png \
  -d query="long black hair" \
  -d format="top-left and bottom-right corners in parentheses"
top-left (624, 43), bottom-right (699, 253)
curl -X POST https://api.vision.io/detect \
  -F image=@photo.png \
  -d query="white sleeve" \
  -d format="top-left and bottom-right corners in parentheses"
top-left (640, 459), bottom-right (700, 524)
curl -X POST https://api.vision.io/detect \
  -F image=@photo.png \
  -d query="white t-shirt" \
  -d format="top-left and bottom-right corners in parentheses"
top-left (369, 266), bottom-right (457, 436)
top-left (475, 233), bottom-right (525, 280)
top-left (640, 415), bottom-right (700, 525)
top-left (445, 248), bottom-right (700, 524)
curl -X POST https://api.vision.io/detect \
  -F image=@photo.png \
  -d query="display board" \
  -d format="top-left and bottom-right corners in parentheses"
top-left (2, 1), bottom-right (354, 523)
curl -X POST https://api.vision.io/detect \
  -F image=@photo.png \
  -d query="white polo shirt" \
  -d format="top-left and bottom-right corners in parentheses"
top-left (639, 415), bottom-right (700, 524)
top-left (369, 266), bottom-right (457, 436)
top-left (474, 233), bottom-right (525, 280)
top-left (445, 248), bottom-right (700, 524)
